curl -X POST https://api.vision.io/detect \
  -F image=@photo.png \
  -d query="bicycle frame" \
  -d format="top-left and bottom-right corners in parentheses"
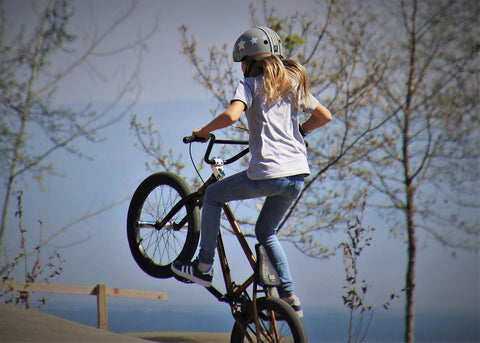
top-left (208, 203), bottom-right (260, 300)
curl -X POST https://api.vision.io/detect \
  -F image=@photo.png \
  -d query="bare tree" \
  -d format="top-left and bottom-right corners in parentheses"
top-left (362, 1), bottom-right (480, 341)
top-left (0, 0), bottom-right (158, 262)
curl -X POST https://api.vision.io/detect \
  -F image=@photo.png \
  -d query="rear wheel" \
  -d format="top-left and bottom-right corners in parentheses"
top-left (230, 297), bottom-right (307, 343)
top-left (127, 172), bottom-right (200, 278)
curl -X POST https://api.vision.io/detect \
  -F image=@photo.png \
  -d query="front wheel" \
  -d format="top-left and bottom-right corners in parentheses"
top-left (127, 172), bottom-right (200, 278)
top-left (230, 297), bottom-right (308, 343)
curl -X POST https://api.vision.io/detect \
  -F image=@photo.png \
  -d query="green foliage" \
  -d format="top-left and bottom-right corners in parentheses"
top-left (265, 17), bottom-right (305, 56)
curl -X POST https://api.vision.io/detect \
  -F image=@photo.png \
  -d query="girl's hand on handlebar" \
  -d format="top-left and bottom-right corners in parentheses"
top-left (192, 128), bottom-right (210, 142)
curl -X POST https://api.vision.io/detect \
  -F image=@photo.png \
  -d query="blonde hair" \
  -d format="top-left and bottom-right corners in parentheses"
top-left (244, 54), bottom-right (310, 107)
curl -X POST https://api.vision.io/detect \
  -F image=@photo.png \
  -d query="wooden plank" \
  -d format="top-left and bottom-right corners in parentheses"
top-left (106, 287), bottom-right (168, 301)
top-left (0, 281), bottom-right (96, 295)
top-left (0, 281), bottom-right (168, 332)
top-left (0, 282), bottom-right (167, 300)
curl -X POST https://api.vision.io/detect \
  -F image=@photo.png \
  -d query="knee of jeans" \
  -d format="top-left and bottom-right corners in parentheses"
top-left (255, 230), bottom-right (276, 245)
top-left (204, 187), bottom-right (222, 206)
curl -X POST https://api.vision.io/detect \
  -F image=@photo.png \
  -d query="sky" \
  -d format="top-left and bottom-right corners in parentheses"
top-left (2, 0), bottom-right (479, 330)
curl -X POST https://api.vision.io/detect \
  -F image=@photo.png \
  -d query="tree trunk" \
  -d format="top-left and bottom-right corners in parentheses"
top-left (405, 195), bottom-right (417, 343)
top-left (403, 1), bottom-right (418, 341)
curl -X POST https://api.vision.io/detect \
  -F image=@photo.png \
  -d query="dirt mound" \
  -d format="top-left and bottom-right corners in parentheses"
top-left (0, 303), bottom-right (229, 343)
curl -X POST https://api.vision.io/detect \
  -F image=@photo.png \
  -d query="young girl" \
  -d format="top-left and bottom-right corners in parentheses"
top-left (172, 27), bottom-right (332, 317)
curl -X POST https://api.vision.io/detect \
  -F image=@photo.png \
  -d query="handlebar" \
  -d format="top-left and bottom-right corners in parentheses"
top-left (183, 133), bottom-right (249, 165)
top-left (183, 135), bottom-right (204, 144)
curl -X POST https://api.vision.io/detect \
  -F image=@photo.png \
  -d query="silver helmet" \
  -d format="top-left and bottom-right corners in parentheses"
top-left (232, 26), bottom-right (284, 62)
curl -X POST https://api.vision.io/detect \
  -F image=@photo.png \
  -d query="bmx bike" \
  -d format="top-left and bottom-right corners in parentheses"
top-left (127, 134), bottom-right (308, 342)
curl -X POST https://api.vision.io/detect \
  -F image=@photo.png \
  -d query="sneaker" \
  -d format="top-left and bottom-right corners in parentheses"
top-left (171, 258), bottom-right (213, 287)
top-left (281, 295), bottom-right (304, 318)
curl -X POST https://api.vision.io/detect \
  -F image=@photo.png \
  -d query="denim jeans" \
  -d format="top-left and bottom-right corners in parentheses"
top-left (198, 170), bottom-right (305, 298)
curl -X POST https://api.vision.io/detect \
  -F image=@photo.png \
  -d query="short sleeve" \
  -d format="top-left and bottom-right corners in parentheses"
top-left (299, 93), bottom-right (320, 113)
top-left (232, 79), bottom-right (254, 109)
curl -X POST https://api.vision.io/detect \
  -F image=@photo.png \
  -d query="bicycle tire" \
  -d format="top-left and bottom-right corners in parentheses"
top-left (127, 172), bottom-right (200, 278)
top-left (230, 296), bottom-right (308, 343)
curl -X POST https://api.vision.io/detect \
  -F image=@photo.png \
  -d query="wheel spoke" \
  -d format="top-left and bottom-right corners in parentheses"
top-left (127, 172), bottom-right (199, 278)
top-left (136, 184), bottom-right (189, 266)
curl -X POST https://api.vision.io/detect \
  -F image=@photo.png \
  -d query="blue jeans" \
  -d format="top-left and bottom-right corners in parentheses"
top-left (198, 170), bottom-right (305, 298)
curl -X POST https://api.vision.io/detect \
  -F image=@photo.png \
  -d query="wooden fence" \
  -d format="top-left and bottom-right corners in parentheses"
top-left (0, 281), bottom-right (168, 330)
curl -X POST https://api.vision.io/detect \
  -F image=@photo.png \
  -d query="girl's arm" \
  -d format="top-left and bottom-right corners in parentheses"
top-left (193, 100), bottom-right (246, 141)
top-left (300, 103), bottom-right (332, 134)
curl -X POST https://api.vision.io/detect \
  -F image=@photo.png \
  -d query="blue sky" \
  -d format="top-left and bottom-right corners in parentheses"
top-left (3, 0), bottom-right (479, 323)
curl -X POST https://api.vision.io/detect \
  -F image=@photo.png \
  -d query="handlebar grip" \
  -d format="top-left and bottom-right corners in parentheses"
top-left (183, 133), bottom-right (248, 165)
top-left (183, 135), bottom-right (205, 144)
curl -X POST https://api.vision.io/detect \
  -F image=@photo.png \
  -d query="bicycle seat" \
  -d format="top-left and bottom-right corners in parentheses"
top-left (255, 244), bottom-right (281, 287)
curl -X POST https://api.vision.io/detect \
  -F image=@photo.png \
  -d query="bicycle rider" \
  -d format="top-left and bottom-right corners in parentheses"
top-left (172, 26), bottom-right (332, 318)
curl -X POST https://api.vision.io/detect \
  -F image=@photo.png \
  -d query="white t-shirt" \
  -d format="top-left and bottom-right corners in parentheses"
top-left (232, 75), bottom-right (320, 180)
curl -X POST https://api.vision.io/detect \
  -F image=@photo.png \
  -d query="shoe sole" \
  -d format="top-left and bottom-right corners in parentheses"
top-left (281, 297), bottom-right (304, 318)
top-left (171, 264), bottom-right (212, 288)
